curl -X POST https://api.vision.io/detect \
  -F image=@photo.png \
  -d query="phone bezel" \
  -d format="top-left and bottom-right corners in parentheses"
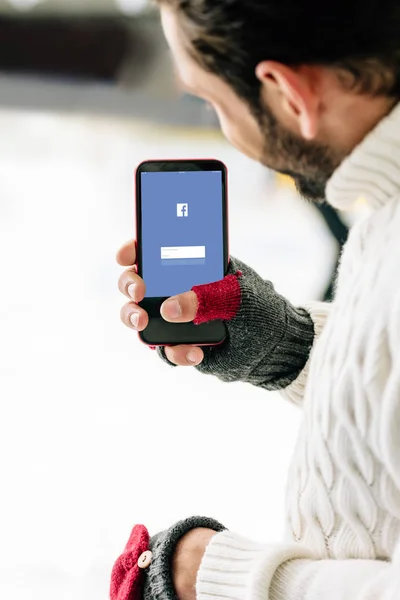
top-left (135, 159), bottom-right (229, 347)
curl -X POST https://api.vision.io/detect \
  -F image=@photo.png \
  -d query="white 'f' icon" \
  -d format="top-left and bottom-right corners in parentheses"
top-left (177, 203), bottom-right (189, 217)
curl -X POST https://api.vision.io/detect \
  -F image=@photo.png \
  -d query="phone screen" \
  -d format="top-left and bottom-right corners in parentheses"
top-left (140, 170), bottom-right (225, 298)
top-left (136, 160), bottom-right (228, 346)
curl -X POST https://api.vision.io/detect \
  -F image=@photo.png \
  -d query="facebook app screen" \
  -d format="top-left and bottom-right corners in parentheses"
top-left (141, 170), bottom-right (225, 298)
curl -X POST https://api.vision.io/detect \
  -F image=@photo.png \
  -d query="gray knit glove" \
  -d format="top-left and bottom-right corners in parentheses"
top-left (110, 516), bottom-right (226, 600)
top-left (159, 257), bottom-right (315, 391)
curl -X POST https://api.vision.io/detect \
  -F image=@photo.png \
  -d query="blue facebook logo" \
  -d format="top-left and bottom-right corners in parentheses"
top-left (177, 203), bottom-right (189, 217)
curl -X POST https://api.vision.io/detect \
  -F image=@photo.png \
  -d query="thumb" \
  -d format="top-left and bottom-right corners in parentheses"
top-left (161, 291), bottom-right (198, 323)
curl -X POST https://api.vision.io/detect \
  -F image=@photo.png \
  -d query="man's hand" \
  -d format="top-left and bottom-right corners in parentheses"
top-left (118, 239), bottom-right (315, 392)
top-left (117, 240), bottom-right (204, 366)
top-left (172, 528), bottom-right (217, 600)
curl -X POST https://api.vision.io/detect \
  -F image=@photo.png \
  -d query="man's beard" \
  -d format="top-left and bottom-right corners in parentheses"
top-left (257, 102), bottom-right (343, 202)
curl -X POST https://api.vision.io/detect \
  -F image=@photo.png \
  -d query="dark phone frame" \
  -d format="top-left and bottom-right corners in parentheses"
top-left (135, 159), bottom-right (229, 347)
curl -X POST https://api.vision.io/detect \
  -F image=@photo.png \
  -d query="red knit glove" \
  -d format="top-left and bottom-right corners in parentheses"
top-left (192, 271), bottom-right (242, 325)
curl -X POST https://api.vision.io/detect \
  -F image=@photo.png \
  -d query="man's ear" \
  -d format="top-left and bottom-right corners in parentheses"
top-left (255, 61), bottom-right (320, 140)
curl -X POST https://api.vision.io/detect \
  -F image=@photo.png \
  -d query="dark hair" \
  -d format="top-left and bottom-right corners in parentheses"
top-left (158, 0), bottom-right (400, 108)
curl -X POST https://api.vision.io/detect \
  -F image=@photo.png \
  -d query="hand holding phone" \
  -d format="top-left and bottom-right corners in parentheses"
top-left (119, 158), bottom-right (314, 385)
top-left (118, 248), bottom-right (316, 386)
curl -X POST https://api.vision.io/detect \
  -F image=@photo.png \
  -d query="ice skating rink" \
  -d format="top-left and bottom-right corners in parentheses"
top-left (0, 109), bottom-right (340, 599)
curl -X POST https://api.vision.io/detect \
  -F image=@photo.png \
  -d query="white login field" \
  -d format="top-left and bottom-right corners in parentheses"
top-left (161, 246), bottom-right (206, 260)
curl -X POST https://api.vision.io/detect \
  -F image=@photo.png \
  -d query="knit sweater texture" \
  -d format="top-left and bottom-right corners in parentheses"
top-left (197, 104), bottom-right (400, 600)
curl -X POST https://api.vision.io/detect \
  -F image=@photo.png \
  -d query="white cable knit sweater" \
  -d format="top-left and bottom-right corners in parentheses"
top-left (197, 105), bottom-right (400, 600)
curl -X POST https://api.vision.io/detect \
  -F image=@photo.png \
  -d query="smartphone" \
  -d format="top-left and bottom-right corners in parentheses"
top-left (136, 159), bottom-right (229, 346)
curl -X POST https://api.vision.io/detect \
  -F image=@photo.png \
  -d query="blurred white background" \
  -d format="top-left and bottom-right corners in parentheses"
top-left (0, 3), bottom-right (349, 599)
top-left (1, 0), bottom-right (151, 15)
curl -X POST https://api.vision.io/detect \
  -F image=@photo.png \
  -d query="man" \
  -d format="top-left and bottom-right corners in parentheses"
top-left (113, 2), bottom-right (400, 599)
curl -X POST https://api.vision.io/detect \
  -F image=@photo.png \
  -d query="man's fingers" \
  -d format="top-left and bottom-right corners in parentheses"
top-left (120, 302), bottom-right (149, 332)
top-left (116, 240), bottom-right (136, 267)
top-left (161, 291), bottom-right (198, 323)
top-left (118, 269), bottom-right (146, 302)
top-left (165, 345), bottom-right (204, 366)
